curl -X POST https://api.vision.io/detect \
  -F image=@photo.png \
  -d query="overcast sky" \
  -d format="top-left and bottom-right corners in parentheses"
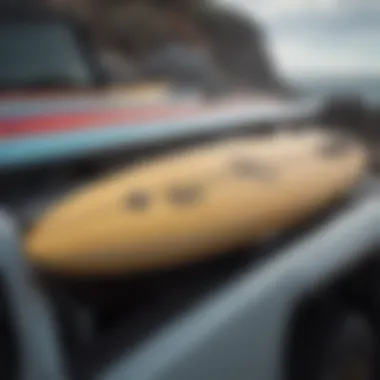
top-left (218, 0), bottom-right (380, 78)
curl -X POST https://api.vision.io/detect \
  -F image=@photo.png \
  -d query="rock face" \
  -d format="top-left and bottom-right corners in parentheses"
top-left (139, 44), bottom-right (231, 95)
top-left (191, 6), bottom-right (287, 92)
top-left (57, 0), bottom-right (289, 93)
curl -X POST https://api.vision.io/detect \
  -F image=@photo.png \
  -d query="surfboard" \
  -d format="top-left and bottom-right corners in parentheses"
top-left (25, 129), bottom-right (367, 276)
top-left (0, 97), bottom-right (319, 170)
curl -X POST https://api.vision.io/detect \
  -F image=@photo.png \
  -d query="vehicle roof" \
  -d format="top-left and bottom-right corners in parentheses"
top-left (0, 2), bottom-right (67, 21)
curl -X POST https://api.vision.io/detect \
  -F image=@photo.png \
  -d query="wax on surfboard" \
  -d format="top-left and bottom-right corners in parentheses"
top-left (25, 130), bottom-right (368, 276)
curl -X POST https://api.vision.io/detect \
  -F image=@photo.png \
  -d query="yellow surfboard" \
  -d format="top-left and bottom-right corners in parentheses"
top-left (25, 130), bottom-right (367, 276)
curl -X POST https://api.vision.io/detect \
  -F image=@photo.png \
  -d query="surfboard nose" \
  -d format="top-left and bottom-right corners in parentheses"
top-left (26, 221), bottom-right (78, 271)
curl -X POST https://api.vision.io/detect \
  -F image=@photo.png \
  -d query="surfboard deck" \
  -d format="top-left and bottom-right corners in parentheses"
top-left (25, 129), bottom-right (367, 276)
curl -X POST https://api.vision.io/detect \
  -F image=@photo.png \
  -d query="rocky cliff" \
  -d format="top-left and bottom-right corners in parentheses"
top-left (60, 0), bottom-right (289, 94)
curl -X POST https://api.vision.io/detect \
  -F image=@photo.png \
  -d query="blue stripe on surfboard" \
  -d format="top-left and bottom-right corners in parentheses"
top-left (0, 100), bottom-right (320, 170)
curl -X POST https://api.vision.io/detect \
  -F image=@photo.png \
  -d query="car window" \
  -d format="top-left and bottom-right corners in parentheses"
top-left (0, 21), bottom-right (94, 90)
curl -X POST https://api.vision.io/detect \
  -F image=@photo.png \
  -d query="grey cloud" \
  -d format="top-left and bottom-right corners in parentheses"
top-left (267, 8), bottom-right (380, 41)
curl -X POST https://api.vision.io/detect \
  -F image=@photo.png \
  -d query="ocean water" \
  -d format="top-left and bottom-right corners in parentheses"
top-left (288, 75), bottom-right (380, 109)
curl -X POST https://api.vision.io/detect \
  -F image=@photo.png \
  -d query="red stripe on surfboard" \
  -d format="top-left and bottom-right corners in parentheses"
top-left (0, 104), bottom-right (203, 138)
top-left (0, 96), bottom-right (281, 139)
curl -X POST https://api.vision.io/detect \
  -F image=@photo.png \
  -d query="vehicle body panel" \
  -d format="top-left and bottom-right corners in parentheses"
top-left (98, 181), bottom-right (380, 380)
